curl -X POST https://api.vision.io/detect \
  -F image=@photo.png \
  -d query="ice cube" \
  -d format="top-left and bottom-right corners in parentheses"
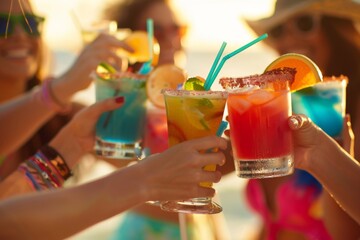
top-left (247, 89), bottom-right (273, 105)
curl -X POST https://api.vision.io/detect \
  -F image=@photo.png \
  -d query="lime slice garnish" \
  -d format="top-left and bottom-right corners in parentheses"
top-left (183, 77), bottom-right (205, 90)
top-left (97, 62), bottom-right (117, 74)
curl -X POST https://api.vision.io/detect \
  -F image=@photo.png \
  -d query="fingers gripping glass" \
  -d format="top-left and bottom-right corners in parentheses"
top-left (0, 13), bottom-right (45, 38)
top-left (269, 15), bottom-right (320, 39)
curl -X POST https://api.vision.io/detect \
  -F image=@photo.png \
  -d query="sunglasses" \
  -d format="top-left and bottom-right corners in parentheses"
top-left (269, 15), bottom-right (320, 39)
top-left (0, 13), bottom-right (45, 38)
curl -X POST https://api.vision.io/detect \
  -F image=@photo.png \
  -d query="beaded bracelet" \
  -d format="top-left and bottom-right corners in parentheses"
top-left (18, 165), bottom-right (43, 191)
top-left (19, 146), bottom-right (73, 191)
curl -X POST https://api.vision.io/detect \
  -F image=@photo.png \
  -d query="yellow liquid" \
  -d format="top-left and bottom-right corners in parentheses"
top-left (164, 91), bottom-right (227, 188)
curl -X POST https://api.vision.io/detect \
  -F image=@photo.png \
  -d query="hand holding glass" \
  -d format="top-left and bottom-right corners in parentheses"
top-left (160, 89), bottom-right (228, 214)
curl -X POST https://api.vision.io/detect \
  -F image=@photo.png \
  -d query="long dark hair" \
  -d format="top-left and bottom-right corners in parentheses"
top-left (322, 16), bottom-right (360, 124)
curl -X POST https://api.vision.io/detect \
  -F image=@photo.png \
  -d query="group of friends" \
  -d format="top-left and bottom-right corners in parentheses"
top-left (0, 0), bottom-right (360, 239)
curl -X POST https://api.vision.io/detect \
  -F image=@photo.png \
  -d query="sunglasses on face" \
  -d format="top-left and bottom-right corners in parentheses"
top-left (269, 15), bottom-right (320, 39)
top-left (0, 13), bottom-right (45, 38)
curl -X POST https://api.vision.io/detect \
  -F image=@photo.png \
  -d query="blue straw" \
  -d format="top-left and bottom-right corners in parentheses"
top-left (216, 120), bottom-right (228, 137)
top-left (147, 18), bottom-right (154, 60)
top-left (204, 41), bottom-right (227, 90)
top-left (138, 18), bottom-right (154, 74)
top-left (208, 33), bottom-right (268, 89)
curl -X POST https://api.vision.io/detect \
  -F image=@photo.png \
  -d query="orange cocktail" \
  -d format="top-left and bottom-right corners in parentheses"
top-left (220, 68), bottom-right (295, 178)
top-left (161, 89), bottom-right (227, 214)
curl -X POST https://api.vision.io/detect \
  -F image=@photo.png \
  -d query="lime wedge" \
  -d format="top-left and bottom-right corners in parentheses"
top-left (97, 62), bottom-right (117, 74)
top-left (183, 77), bottom-right (205, 90)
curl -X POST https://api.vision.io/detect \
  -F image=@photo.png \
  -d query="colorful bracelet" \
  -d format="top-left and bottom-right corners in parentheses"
top-left (32, 154), bottom-right (62, 187)
top-left (18, 146), bottom-right (73, 191)
top-left (18, 165), bottom-right (43, 191)
top-left (40, 145), bottom-right (73, 181)
top-left (26, 159), bottom-right (55, 189)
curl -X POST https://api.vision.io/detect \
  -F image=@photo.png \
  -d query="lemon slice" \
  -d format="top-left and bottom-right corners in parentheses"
top-left (265, 53), bottom-right (323, 92)
top-left (146, 64), bottom-right (187, 108)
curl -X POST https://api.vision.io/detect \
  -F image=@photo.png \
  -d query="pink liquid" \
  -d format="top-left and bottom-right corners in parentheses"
top-left (228, 88), bottom-right (293, 160)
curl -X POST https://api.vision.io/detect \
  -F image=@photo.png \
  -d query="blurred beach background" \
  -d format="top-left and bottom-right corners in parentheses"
top-left (31, 0), bottom-right (277, 239)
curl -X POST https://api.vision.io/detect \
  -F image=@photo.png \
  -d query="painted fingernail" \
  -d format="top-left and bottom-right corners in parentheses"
top-left (289, 116), bottom-right (300, 129)
top-left (115, 96), bottom-right (125, 104)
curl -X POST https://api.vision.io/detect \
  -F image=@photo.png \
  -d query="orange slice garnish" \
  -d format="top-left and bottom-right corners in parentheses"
top-left (146, 64), bottom-right (187, 108)
top-left (264, 53), bottom-right (323, 92)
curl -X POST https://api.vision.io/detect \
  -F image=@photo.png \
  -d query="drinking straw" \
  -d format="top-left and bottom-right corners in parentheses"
top-left (139, 18), bottom-right (154, 74)
top-left (102, 90), bottom-right (121, 129)
top-left (216, 120), bottom-right (228, 137)
top-left (204, 33), bottom-right (268, 90)
top-left (204, 41), bottom-right (227, 90)
top-left (147, 18), bottom-right (154, 60)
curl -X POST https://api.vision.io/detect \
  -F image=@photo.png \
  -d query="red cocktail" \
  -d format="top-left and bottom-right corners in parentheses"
top-left (220, 68), bottom-right (295, 178)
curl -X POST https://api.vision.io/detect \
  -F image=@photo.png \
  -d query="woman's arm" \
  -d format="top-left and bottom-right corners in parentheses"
top-left (0, 135), bottom-right (227, 240)
top-left (0, 34), bottom-right (131, 156)
top-left (289, 115), bottom-right (360, 237)
top-left (0, 90), bottom-right (57, 155)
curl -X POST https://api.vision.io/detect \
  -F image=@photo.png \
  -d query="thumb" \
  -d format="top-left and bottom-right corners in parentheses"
top-left (288, 114), bottom-right (322, 147)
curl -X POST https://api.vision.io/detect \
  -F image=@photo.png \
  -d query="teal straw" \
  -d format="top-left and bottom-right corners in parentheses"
top-left (138, 18), bottom-right (154, 74)
top-left (205, 121), bottom-right (228, 153)
top-left (204, 41), bottom-right (227, 90)
top-left (147, 18), bottom-right (154, 60)
top-left (205, 33), bottom-right (268, 90)
top-left (216, 121), bottom-right (228, 137)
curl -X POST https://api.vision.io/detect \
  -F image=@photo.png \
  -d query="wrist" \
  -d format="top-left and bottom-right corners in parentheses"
top-left (133, 161), bottom-right (152, 202)
top-left (305, 133), bottom-right (341, 177)
top-left (40, 78), bottom-right (72, 113)
top-left (49, 131), bottom-right (85, 169)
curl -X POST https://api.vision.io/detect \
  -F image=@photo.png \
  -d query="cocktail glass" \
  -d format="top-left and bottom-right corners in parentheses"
top-left (221, 71), bottom-right (294, 179)
top-left (80, 20), bottom-right (118, 45)
top-left (94, 72), bottom-right (147, 159)
top-left (160, 89), bottom-right (228, 214)
top-left (292, 75), bottom-right (347, 141)
top-left (143, 103), bottom-right (169, 154)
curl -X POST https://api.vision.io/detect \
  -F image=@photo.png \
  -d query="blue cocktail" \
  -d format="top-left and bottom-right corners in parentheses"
top-left (94, 72), bottom-right (147, 159)
top-left (292, 76), bottom-right (347, 140)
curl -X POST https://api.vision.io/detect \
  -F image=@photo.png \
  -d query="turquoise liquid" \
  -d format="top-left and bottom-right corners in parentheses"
top-left (95, 76), bottom-right (147, 144)
top-left (291, 81), bottom-right (346, 138)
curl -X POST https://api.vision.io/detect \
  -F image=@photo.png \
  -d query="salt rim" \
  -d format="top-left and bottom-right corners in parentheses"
top-left (161, 88), bottom-right (228, 98)
top-left (323, 75), bottom-right (348, 83)
top-left (219, 67), bottom-right (296, 89)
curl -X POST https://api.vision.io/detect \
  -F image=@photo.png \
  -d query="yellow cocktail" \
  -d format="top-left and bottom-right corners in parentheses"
top-left (161, 89), bottom-right (227, 214)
